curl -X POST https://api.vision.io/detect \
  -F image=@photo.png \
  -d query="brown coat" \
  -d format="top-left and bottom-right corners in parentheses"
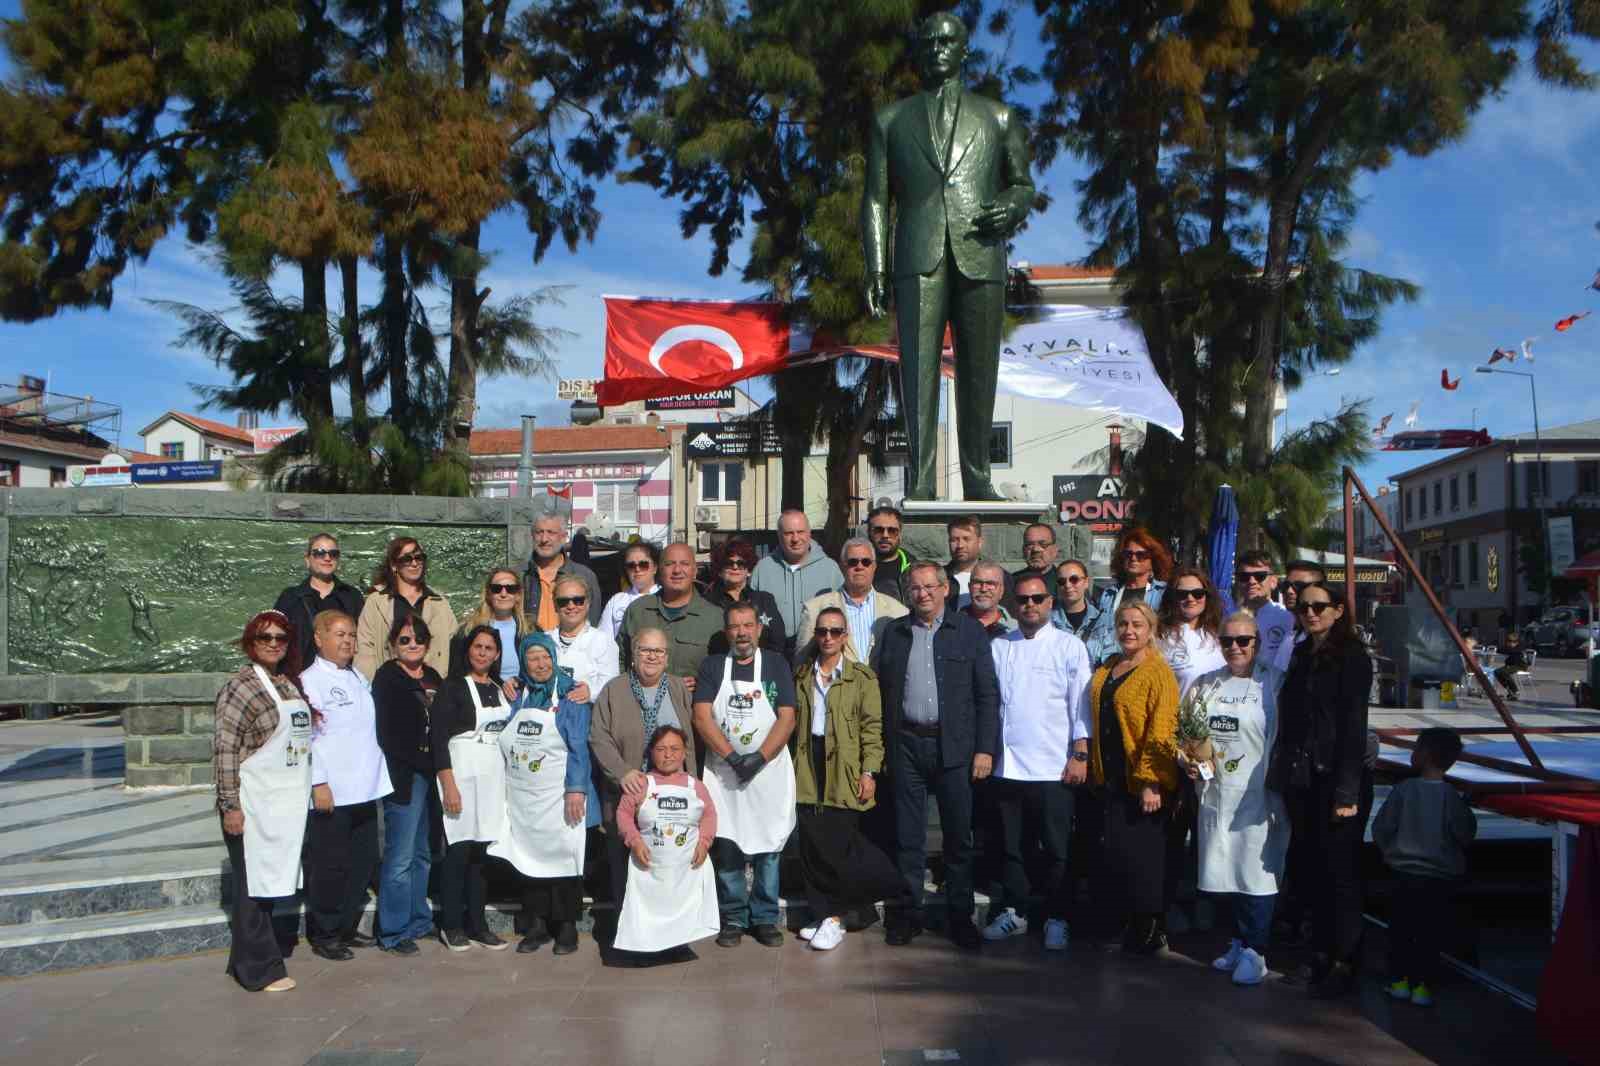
top-left (589, 672), bottom-right (697, 826)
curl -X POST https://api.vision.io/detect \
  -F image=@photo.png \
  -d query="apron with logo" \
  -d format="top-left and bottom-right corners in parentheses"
top-left (1194, 665), bottom-right (1289, 896)
top-left (487, 699), bottom-right (586, 877)
top-left (238, 665), bottom-right (314, 898)
top-left (438, 680), bottom-right (508, 846)
top-left (700, 656), bottom-right (796, 854)
top-left (613, 774), bottom-right (721, 953)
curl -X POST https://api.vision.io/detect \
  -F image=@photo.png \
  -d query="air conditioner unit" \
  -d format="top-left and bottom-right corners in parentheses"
top-left (694, 506), bottom-right (720, 527)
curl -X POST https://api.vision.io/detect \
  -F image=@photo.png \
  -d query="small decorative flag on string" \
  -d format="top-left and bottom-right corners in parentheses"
top-left (1555, 312), bottom-right (1591, 332)
top-left (1404, 401), bottom-right (1421, 428)
top-left (1488, 347), bottom-right (1516, 365)
top-left (1441, 369), bottom-right (1460, 390)
top-left (1589, 269), bottom-right (1600, 292)
top-left (1373, 413), bottom-right (1393, 437)
top-left (1520, 338), bottom-right (1536, 362)
top-left (547, 484), bottom-right (572, 499)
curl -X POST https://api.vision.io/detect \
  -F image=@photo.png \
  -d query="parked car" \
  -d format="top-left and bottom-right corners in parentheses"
top-left (1525, 607), bottom-right (1593, 658)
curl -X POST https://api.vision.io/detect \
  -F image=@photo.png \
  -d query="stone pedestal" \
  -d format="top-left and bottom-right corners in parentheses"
top-left (897, 500), bottom-right (1091, 570)
top-left (122, 704), bottom-right (217, 789)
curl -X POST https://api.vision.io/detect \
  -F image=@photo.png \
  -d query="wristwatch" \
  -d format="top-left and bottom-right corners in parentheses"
top-left (1069, 751), bottom-right (1089, 763)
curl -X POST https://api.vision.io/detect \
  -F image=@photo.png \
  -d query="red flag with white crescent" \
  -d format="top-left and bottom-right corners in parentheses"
top-left (597, 297), bottom-right (789, 405)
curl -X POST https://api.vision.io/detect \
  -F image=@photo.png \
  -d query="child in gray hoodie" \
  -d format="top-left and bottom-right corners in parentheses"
top-left (1372, 728), bottom-right (1477, 1007)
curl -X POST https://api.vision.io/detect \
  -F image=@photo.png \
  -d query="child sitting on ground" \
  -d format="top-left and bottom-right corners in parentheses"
top-left (1371, 728), bottom-right (1478, 1007)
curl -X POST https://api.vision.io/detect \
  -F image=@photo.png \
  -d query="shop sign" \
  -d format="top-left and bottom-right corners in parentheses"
top-left (1054, 474), bottom-right (1137, 533)
top-left (684, 422), bottom-right (783, 458)
top-left (645, 388), bottom-right (736, 410)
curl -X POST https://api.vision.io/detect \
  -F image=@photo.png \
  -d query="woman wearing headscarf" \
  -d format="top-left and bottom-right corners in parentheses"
top-left (429, 624), bottom-right (511, 952)
top-left (213, 610), bottom-right (314, 992)
top-left (489, 632), bottom-right (601, 956)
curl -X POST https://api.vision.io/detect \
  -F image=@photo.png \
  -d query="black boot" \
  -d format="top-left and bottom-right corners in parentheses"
top-left (1309, 960), bottom-right (1357, 999)
top-left (1124, 914), bottom-right (1168, 956)
top-left (553, 920), bottom-right (579, 956)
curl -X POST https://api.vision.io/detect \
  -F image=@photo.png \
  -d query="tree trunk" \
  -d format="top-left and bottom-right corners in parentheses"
top-left (382, 235), bottom-right (409, 426)
top-left (445, 1), bottom-right (490, 454)
top-left (338, 254), bottom-right (366, 426)
top-left (298, 256), bottom-right (335, 423)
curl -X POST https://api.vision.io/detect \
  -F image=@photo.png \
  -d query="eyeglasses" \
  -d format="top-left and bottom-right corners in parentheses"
top-left (255, 632), bottom-right (289, 646)
top-left (1220, 635), bottom-right (1257, 648)
top-left (971, 577), bottom-right (1001, 588)
top-left (844, 557), bottom-right (874, 569)
top-left (1016, 593), bottom-right (1051, 606)
top-left (908, 585), bottom-right (942, 596)
top-left (1236, 569), bottom-right (1272, 583)
top-left (815, 626), bottom-right (847, 638)
top-left (555, 595), bottom-right (588, 608)
top-left (625, 560), bottom-right (654, 571)
top-left (309, 547), bottom-right (341, 560)
top-left (722, 559), bottom-right (749, 570)
top-left (636, 647), bottom-right (668, 658)
top-left (869, 525), bottom-right (900, 536)
top-left (394, 635), bottom-right (425, 647)
top-left (1296, 601), bottom-right (1336, 616)
top-left (1024, 540), bottom-right (1054, 550)
top-left (1174, 588), bottom-right (1208, 601)
top-left (396, 552), bottom-right (427, 567)
top-left (1122, 549), bottom-right (1151, 561)
top-left (488, 582), bottom-right (519, 594)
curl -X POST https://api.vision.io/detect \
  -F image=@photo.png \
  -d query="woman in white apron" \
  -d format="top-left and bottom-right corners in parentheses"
top-left (1181, 611), bottom-right (1288, 987)
top-left (430, 624), bottom-right (512, 952)
top-left (614, 725), bottom-right (721, 962)
top-left (213, 610), bottom-right (314, 993)
top-left (489, 633), bottom-right (600, 956)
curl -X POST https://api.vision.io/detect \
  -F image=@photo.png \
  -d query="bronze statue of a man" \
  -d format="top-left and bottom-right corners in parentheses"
top-left (862, 12), bottom-right (1034, 501)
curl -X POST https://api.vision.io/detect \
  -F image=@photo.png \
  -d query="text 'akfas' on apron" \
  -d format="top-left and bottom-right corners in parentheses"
top-left (487, 699), bottom-right (586, 878)
top-left (1194, 663), bottom-right (1290, 896)
top-left (239, 665), bottom-right (314, 898)
top-left (439, 679), bottom-right (509, 846)
top-left (613, 775), bottom-right (721, 953)
top-left (699, 657), bottom-right (796, 855)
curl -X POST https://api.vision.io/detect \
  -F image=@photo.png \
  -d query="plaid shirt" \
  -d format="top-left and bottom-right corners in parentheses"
top-left (213, 664), bottom-right (302, 813)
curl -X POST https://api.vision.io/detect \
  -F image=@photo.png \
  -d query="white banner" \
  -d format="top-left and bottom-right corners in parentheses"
top-left (995, 306), bottom-right (1183, 439)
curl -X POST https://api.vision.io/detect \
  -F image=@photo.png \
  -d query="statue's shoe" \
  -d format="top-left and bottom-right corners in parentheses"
top-left (963, 482), bottom-right (1006, 502)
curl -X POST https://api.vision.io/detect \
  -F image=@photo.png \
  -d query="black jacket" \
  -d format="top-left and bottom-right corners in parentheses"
top-left (873, 548), bottom-right (911, 603)
top-left (371, 659), bottom-right (443, 803)
top-left (273, 577), bottom-right (364, 667)
top-left (1270, 638), bottom-right (1373, 808)
top-left (703, 583), bottom-right (789, 661)
top-left (875, 608), bottom-right (1000, 770)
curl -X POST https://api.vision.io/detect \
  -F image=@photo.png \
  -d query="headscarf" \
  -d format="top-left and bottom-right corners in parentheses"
top-left (513, 631), bottom-right (574, 710)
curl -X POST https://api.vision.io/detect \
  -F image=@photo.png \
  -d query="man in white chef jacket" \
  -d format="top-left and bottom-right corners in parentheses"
top-left (979, 575), bottom-right (1091, 952)
top-left (1236, 550), bottom-right (1295, 672)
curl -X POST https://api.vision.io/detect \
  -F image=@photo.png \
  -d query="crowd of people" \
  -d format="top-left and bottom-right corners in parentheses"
top-left (214, 510), bottom-right (1474, 1007)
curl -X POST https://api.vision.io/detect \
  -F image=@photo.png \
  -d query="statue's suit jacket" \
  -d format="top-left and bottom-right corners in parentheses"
top-left (862, 88), bottom-right (1034, 284)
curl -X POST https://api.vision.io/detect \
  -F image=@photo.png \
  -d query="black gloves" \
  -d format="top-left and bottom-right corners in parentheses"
top-left (727, 751), bottom-right (767, 783)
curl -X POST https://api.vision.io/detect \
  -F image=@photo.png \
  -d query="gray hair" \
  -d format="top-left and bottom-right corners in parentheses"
top-left (840, 536), bottom-right (874, 561)
top-left (632, 626), bottom-right (669, 653)
top-left (533, 509), bottom-right (569, 533)
top-left (972, 560), bottom-right (1007, 583)
top-left (1221, 610), bottom-right (1259, 634)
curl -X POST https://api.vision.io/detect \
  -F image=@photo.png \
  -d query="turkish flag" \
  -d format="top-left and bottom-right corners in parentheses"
top-left (597, 297), bottom-right (789, 405)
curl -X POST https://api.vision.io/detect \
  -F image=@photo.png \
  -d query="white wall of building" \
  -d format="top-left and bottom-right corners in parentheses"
top-left (0, 444), bottom-right (74, 487)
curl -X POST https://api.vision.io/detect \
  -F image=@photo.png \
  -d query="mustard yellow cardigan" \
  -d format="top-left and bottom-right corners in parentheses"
top-left (1088, 652), bottom-right (1181, 795)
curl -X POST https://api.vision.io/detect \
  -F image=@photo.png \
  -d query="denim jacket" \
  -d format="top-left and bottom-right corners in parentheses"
top-left (1084, 580), bottom-right (1168, 665)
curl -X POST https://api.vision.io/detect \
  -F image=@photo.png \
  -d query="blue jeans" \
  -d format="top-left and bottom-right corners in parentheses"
top-left (379, 773), bottom-right (436, 946)
top-left (711, 839), bottom-right (781, 928)
top-left (1231, 892), bottom-right (1276, 952)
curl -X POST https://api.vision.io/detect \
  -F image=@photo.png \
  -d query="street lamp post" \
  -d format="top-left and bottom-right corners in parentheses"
top-left (1474, 366), bottom-right (1548, 609)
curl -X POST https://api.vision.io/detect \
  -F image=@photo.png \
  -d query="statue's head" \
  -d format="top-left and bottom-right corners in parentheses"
top-left (916, 13), bottom-right (968, 84)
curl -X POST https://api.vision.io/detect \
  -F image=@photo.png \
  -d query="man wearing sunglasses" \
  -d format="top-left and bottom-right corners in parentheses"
top-left (868, 505), bottom-right (914, 603)
top-left (795, 537), bottom-right (909, 665)
top-left (1278, 560), bottom-right (1327, 615)
top-left (274, 532), bottom-right (364, 668)
top-left (981, 574), bottom-right (1091, 951)
top-left (1050, 559), bottom-right (1100, 644)
top-left (522, 511), bottom-right (602, 633)
top-left (1235, 550), bottom-right (1295, 672)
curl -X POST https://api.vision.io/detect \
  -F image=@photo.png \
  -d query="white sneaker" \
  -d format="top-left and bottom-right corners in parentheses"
top-left (798, 926), bottom-right (817, 942)
top-left (982, 907), bottom-right (1028, 941)
top-left (1211, 938), bottom-right (1244, 972)
top-left (810, 918), bottom-right (846, 951)
top-left (1231, 947), bottom-right (1268, 986)
top-left (1043, 918), bottom-right (1069, 951)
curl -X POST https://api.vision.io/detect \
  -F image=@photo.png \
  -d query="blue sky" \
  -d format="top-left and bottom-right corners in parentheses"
top-left (2, 5), bottom-right (1596, 495)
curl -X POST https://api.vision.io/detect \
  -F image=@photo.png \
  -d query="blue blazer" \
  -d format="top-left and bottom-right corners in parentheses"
top-left (875, 608), bottom-right (1000, 770)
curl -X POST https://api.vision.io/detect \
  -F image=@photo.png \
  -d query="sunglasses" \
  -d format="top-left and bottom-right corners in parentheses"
top-left (722, 559), bottom-right (750, 570)
top-left (1287, 580), bottom-right (1315, 594)
top-left (869, 525), bottom-right (900, 535)
top-left (488, 582), bottom-right (520, 594)
top-left (555, 595), bottom-right (588, 608)
top-left (1122, 549), bottom-right (1151, 560)
top-left (395, 635), bottom-right (425, 647)
top-left (815, 626), bottom-right (847, 638)
top-left (255, 632), bottom-right (289, 646)
top-left (1016, 593), bottom-right (1052, 606)
top-left (1174, 588), bottom-right (1208, 601)
top-left (1296, 601), bottom-right (1336, 616)
top-left (396, 552), bottom-right (427, 567)
top-left (625, 560), bottom-right (654, 571)
top-left (1236, 569), bottom-right (1272, 582)
top-left (844, 557), bottom-right (874, 569)
top-left (309, 547), bottom-right (341, 560)
top-left (1061, 574), bottom-right (1087, 584)
top-left (1220, 634), bottom-right (1257, 648)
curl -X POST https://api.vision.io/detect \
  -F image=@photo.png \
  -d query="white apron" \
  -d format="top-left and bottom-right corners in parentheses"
top-left (438, 680), bottom-right (508, 845)
top-left (238, 666), bottom-right (314, 898)
top-left (614, 774), bottom-right (721, 952)
top-left (1193, 665), bottom-right (1289, 896)
top-left (700, 657), bottom-right (796, 854)
top-left (487, 699), bottom-right (586, 878)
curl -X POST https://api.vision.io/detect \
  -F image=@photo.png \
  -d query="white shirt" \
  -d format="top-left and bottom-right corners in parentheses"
top-left (989, 625), bottom-right (1092, 781)
top-left (811, 659), bottom-right (844, 737)
top-left (554, 623), bottom-right (620, 696)
top-left (601, 585), bottom-right (657, 639)
top-left (953, 569), bottom-right (973, 610)
top-left (1159, 626), bottom-right (1227, 698)
top-left (301, 657), bottom-right (393, 805)
top-left (1251, 601), bottom-right (1296, 672)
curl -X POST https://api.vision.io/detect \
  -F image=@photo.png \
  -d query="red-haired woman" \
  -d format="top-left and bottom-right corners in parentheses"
top-left (213, 609), bottom-right (315, 992)
top-left (1086, 527), bottom-right (1172, 664)
top-left (703, 538), bottom-right (787, 659)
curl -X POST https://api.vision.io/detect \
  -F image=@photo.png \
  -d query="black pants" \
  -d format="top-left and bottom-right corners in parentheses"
top-left (797, 804), bottom-right (906, 920)
top-left (993, 778), bottom-right (1075, 921)
top-left (1493, 665), bottom-right (1520, 695)
top-left (1165, 780), bottom-right (1198, 912)
top-left (1389, 872), bottom-right (1453, 985)
top-left (521, 875), bottom-right (583, 925)
top-left (437, 840), bottom-right (491, 935)
top-left (304, 800), bottom-right (380, 946)
top-left (1094, 789), bottom-right (1170, 934)
top-left (221, 816), bottom-right (288, 991)
top-left (1287, 769), bottom-right (1374, 964)
top-left (892, 731), bottom-right (976, 925)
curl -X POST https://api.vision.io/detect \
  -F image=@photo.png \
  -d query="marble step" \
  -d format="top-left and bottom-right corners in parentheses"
top-left (0, 868), bottom-right (226, 927)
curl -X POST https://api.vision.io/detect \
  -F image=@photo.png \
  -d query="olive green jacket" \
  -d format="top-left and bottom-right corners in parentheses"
top-left (791, 658), bottom-right (885, 811)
